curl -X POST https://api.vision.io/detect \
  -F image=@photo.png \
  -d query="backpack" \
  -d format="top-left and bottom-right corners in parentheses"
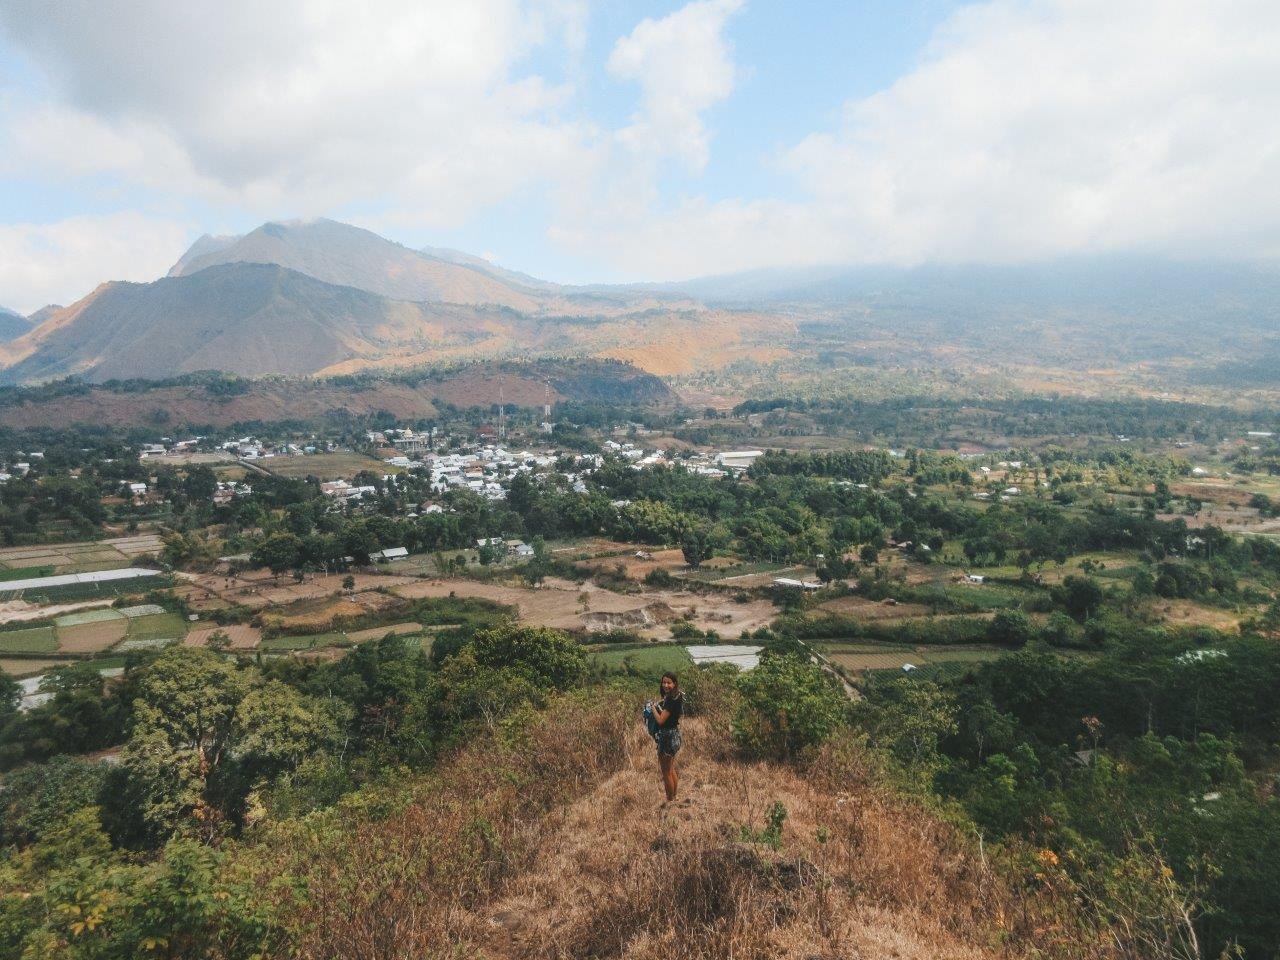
top-left (642, 702), bottom-right (660, 739)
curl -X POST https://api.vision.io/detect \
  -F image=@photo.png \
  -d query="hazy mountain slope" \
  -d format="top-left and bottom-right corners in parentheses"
top-left (25, 305), bottom-right (63, 327)
top-left (658, 257), bottom-right (1280, 326)
top-left (0, 360), bottom-right (677, 428)
top-left (168, 218), bottom-right (548, 310)
top-left (0, 306), bottom-right (30, 341)
top-left (420, 243), bottom-right (560, 292)
top-left (0, 262), bottom-right (480, 383)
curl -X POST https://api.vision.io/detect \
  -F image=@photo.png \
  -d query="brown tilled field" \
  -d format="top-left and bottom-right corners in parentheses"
top-left (828, 651), bottom-right (919, 671)
top-left (817, 596), bottom-right (933, 621)
top-left (577, 547), bottom-right (687, 579)
top-left (266, 598), bottom-right (370, 631)
top-left (56, 619), bottom-right (128, 653)
top-left (184, 625), bottom-right (262, 650)
top-left (1169, 482), bottom-right (1255, 506)
top-left (1147, 599), bottom-right (1249, 631)
top-left (179, 570), bottom-right (415, 610)
top-left (0, 658), bottom-right (68, 677)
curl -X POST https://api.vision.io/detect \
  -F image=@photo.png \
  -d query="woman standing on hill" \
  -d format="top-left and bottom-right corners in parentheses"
top-left (646, 671), bottom-right (683, 802)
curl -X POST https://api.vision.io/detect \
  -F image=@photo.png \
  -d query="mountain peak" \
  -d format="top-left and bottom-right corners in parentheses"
top-left (166, 217), bottom-right (551, 310)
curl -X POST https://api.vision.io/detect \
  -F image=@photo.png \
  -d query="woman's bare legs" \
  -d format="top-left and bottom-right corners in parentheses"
top-left (658, 751), bottom-right (678, 801)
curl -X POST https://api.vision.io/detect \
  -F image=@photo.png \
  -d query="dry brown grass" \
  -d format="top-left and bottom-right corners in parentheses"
top-left (254, 687), bottom-right (1164, 960)
top-left (265, 598), bottom-right (369, 631)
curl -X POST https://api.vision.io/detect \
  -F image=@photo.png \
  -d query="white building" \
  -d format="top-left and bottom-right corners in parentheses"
top-left (716, 450), bottom-right (764, 471)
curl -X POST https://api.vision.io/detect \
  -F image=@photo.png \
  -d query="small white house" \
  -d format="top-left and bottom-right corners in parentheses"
top-left (377, 546), bottom-right (409, 562)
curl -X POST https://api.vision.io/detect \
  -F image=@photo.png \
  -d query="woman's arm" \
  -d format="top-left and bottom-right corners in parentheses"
top-left (652, 702), bottom-right (670, 725)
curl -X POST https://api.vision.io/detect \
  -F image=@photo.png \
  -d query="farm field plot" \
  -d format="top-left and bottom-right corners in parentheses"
top-left (816, 596), bottom-right (932, 621)
top-left (260, 633), bottom-right (346, 652)
top-left (124, 612), bottom-right (188, 643)
top-left (57, 617), bottom-right (128, 654)
top-left (0, 657), bottom-right (66, 677)
top-left (118, 604), bottom-right (167, 618)
top-left (391, 577), bottom-right (775, 637)
top-left (589, 644), bottom-right (692, 674)
top-left (262, 621), bottom-right (430, 652)
top-left (0, 626), bottom-right (58, 654)
top-left (575, 547), bottom-right (686, 579)
top-left (0, 536), bottom-right (162, 575)
top-left (257, 451), bottom-right (400, 479)
top-left (185, 625), bottom-right (262, 650)
top-left (682, 561), bottom-right (797, 585)
top-left (824, 643), bottom-right (1007, 673)
top-left (345, 622), bottom-right (424, 643)
top-left (55, 608), bottom-right (125, 627)
top-left (0, 565), bottom-right (54, 582)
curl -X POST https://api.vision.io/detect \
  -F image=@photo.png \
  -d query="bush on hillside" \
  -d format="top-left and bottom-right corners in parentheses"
top-left (732, 651), bottom-right (845, 761)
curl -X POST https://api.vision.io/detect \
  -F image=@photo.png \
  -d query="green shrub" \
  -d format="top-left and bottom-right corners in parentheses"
top-left (732, 652), bottom-right (845, 760)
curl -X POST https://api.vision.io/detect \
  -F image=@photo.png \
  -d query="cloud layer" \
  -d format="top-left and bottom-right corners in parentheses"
top-left (577, 0), bottom-right (1280, 276)
top-left (0, 213), bottom-right (193, 314)
top-left (2, 0), bottom-right (1280, 309)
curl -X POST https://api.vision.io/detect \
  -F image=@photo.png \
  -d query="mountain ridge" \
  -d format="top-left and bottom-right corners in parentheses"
top-left (0, 306), bottom-right (31, 341)
top-left (167, 218), bottom-right (553, 311)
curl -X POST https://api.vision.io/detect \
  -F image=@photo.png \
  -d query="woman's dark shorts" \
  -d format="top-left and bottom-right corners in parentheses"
top-left (657, 728), bottom-right (682, 757)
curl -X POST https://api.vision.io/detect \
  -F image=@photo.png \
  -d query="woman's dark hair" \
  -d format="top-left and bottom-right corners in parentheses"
top-left (660, 671), bottom-right (680, 692)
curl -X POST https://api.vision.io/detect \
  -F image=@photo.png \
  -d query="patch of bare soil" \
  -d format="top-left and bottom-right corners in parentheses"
top-left (392, 577), bottom-right (777, 637)
top-left (57, 618), bottom-right (128, 653)
top-left (577, 547), bottom-right (687, 579)
top-left (581, 601), bottom-right (678, 632)
top-left (0, 598), bottom-right (115, 625)
top-left (184, 624), bottom-right (262, 650)
top-left (1147, 599), bottom-right (1247, 632)
top-left (266, 598), bottom-right (369, 631)
top-left (1169, 483), bottom-right (1255, 507)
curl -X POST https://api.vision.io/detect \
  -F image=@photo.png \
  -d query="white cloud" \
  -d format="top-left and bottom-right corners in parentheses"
top-left (6, 0), bottom-right (1280, 294)
top-left (568, 0), bottom-right (1280, 277)
top-left (0, 0), bottom-right (595, 225)
top-left (0, 213), bottom-right (193, 314)
top-left (607, 0), bottom-right (742, 169)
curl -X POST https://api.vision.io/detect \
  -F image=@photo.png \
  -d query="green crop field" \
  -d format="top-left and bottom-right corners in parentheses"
top-left (259, 633), bottom-right (347, 652)
top-left (258, 451), bottom-right (400, 479)
top-left (55, 609), bottom-right (125, 628)
top-left (590, 644), bottom-right (692, 674)
top-left (0, 576), bottom-right (170, 603)
top-left (0, 626), bottom-right (59, 655)
top-left (0, 565), bottom-right (55, 581)
top-left (125, 612), bottom-right (188, 642)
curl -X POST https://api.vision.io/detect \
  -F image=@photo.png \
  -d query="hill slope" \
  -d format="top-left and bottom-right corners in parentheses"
top-left (169, 218), bottom-right (551, 311)
top-left (266, 694), bottom-right (1118, 960)
top-left (0, 360), bottom-right (678, 428)
top-left (0, 306), bottom-right (30, 342)
top-left (0, 262), bottom-right (502, 383)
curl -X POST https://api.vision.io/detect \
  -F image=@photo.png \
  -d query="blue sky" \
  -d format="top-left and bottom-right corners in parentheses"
top-left (1, 1), bottom-right (1277, 312)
